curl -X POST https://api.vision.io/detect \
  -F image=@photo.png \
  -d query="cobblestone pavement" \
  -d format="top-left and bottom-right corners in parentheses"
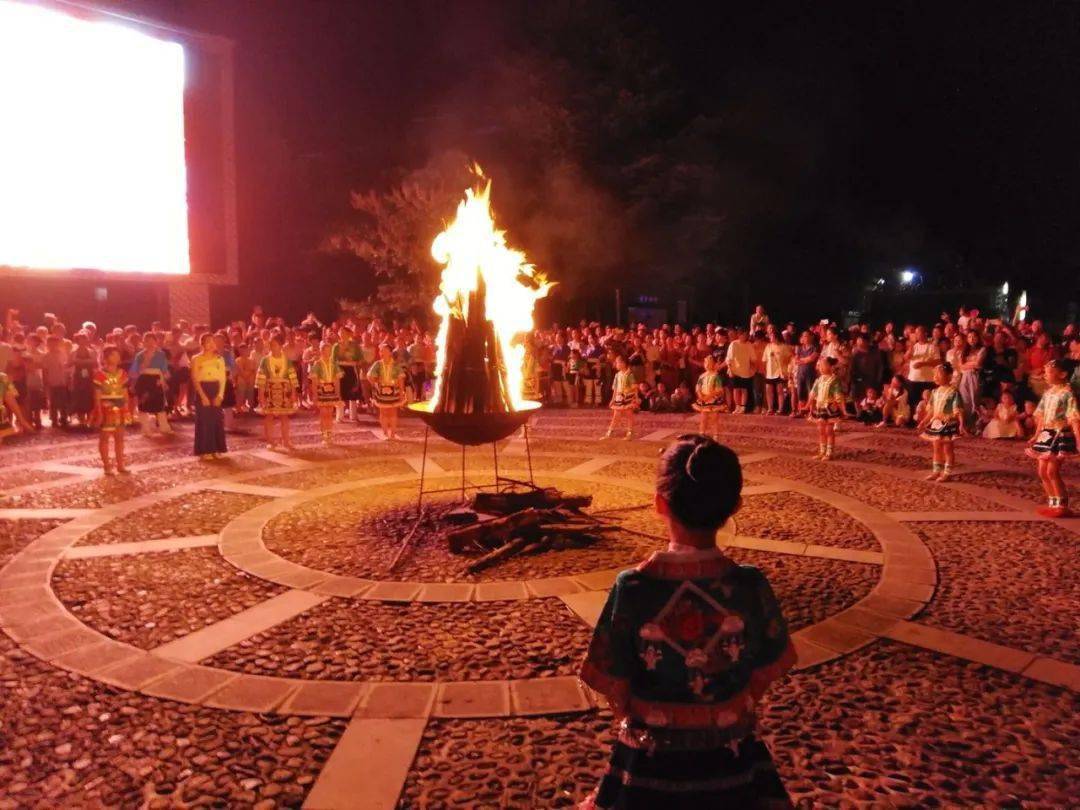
top-left (0, 410), bottom-right (1076, 808)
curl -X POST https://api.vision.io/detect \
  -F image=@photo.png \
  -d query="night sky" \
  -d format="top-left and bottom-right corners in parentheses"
top-left (113, 0), bottom-right (1080, 324)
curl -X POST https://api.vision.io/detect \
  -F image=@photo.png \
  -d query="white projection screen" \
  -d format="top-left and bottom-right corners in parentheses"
top-left (0, 0), bottom-right (190, 275)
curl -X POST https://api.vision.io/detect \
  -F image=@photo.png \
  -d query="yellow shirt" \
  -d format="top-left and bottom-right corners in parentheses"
top-left (192, 353), bottom-right (227, 386)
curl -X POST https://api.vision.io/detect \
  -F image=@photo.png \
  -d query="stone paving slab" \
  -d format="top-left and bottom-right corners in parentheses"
top-left (434, 681), bottom-right (511, 718)
top-left (274, 567), bottom-right (333, 589)
top-left (510, 676), bottom-right (590, 715)
top-left (142, 665), bottom-right (238, 703)
top-left (726, 535), bottom-right (807, 556)
top-left (791, 635), bottom-right (839, 670)
top-left (302, 718), bottom-right (426, 810)
top-left (884, 620), bottom-right (1037, 674)
top-left (95, 653), bottom-right (184, 690)
top-left (802, 544), bottom-right (885, 565)
top-left (795, 619), bottom-right (877, 654)
top-left (204, 673), bottom-right (299, 712)
top-left (362, 581), bottom-right (423, 602)
top-left (152, 589), bottom-right (328, 662)
top-left (22, 625), bottom-right (102, 660)
top-left (310, 576), bottom-right (374, 598)
top-left (473, 580), bottom-right (529, 601)
top-left (50, 639), bottom-right (143, 675)
top-left (415, 582), bottom-right (475, 602)
top-left (572, 568), bottom-right (621, 591)
top-left (358, 683), bottom-right (436, 719)
top-left (560, 590), bottom-right (607, 628)
top-left (280, 681), bottom-right (368, 717)
top-left (563, 456), bottom-right (619, 476)
top-left (404, 454), bottom-right (447, 475)
top-left (872, 578), bottom-right (936, 604)
top-left (0, 508), bottom-right (96, 519)
top-left (831, 606), bottom-right (901, 635)
top-left (61, 534), bottom-right (219, 559)
top-left (525, 577), bottom-right (584, 598)
top-left (887, 510), bottom-right (1043, 522)
top-left (4, 612), bottom-right (82, 642)
top-left (1021, 657), bottom-right (1080, 691)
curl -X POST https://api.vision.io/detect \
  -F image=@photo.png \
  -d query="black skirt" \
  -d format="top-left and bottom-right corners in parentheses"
top-left (193, 381), bottom-right (227, 456)
top-left (340, 365), bottom-right (361, 402)
top-left (1026, 427), bottom-right (1078, 458)
top-left (134, 373), bottom-right (166, 414)
top-left (589, 732), bottom-right (791, 810)
top-left (220, 378), bottom-right (237, 409)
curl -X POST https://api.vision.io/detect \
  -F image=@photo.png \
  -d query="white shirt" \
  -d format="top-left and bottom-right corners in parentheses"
top-left (907, 341), bottom-right (940, 383)
top-left (726, 340), bottom-right (754, 378)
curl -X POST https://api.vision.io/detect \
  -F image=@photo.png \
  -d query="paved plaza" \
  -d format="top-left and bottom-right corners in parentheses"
top-left (0, 410), bottom-right (1077, 808)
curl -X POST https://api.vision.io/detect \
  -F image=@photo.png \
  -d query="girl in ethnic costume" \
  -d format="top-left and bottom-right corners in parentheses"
top-left (130, 332), bottom-right (174, 436)
top-left (91, 347), bottom-right (131, 474)
top-left (367, 343), bottom-right (406, 440)
top-left (580, 436), bottom-right (795, 809)
top-left (256, 335), bottom-right (299, 450)
top-left (806, 356), bottom-right (845, 460)
top-left (604, 355), bottom-right (638, 440)
top-left (916, 362), bottom-right (967, 482)
top-left (309, 342), bottom-right (343, 446)
top-left (0, 370), bottom-right (32, 445)
top-left (1025, 359), bottom-right (1080, 517)
top-left (191, 334), bottom-right (228, 459)
top-left (692, 355), bottom-right (725, 441)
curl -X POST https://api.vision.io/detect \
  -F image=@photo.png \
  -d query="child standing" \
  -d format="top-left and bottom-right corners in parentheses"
top-left (807, 356), bottom-right (845, 460)
top-left (191, 334), bottom-right (229, 460)
top-left (604, 355), bottom-right (638, 439)
top-left (367, 343), bottom-right (406, 440)
top-left (693, 354), bottom-right (725, 440)
top-left (130, 333), bottom-right (173, 436)
top-left (256, 336), bottom-right (299, 450)
top-left (91, 347), bottom-right (131, 474)
top-left (580, 436), bottom-right (794, 809)
top-left (917, 362), bottom-right (967, 482)
top-left (1026, 359), bottom-right (1080, 517)
top-left (309, 342), bottom-right (343, 445)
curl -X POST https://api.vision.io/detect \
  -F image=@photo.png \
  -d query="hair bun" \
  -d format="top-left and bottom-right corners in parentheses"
top-left (685, 440), bottom-right (721, 483)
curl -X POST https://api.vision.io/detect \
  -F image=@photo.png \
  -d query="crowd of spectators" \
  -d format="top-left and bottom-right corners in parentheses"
top-left (1, 303), bottom-right (1078, 443)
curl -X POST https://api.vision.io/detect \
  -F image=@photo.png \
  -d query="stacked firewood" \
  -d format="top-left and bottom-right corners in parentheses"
top-left (447, 487), bottom-right (615, 573)
top-left (434, 272), bottom-right (513, 415)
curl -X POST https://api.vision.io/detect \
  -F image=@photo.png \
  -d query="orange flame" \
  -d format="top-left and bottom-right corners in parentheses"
top-left (430, 168), bottom-right (552, 410)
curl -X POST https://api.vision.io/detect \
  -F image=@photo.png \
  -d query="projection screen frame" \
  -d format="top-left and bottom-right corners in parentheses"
top-left (0, 0), bottom-right (238, 288)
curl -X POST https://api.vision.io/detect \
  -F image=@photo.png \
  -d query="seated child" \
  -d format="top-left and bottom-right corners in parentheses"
top-left (636, 381), bottom-right (654, 412)
top-left (982, 390), bottom-right (1022, 439)
top-left (670, 381), bottom-right (694, 412)
top-left (1020, 400), bottom-right (1038, 437)
top-left (877, 375), bottom-right (911, 427)
top-left (913, 388), bottom-right (932, 427)
top-left (580, 436), bottom-right (795, 809)
top-left (857, 387), bottom-right (884, 424)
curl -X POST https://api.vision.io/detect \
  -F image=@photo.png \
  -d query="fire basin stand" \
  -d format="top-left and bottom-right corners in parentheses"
top-left (412, 421), bottom-right (536, 511)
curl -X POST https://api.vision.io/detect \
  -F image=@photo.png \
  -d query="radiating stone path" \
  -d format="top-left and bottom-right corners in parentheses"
top-left (0, 412), bottom-right (1077, 807)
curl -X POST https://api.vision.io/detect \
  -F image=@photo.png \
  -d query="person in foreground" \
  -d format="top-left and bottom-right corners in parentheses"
top-left (580, 435), bottom-right (797, 809)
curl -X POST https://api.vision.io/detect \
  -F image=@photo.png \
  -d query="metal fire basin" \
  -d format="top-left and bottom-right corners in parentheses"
top-left (407, 400), bottom-right (541, 446)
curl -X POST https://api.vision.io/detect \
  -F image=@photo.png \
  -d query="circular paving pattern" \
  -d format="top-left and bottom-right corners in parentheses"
top-left (0, 410), bottom-right (1077, 807)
